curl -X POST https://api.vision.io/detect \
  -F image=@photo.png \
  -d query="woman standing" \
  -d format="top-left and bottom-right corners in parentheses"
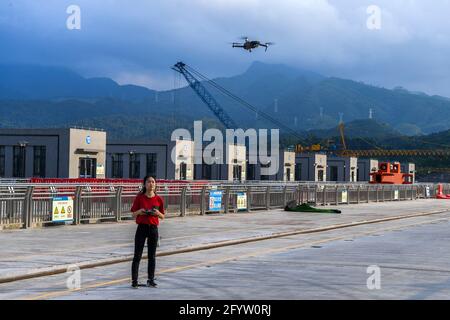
top-left (130, 176), bottom-right (165, 288)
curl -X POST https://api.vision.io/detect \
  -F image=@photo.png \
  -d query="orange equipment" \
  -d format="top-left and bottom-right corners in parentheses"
top-left (436, 184), bottom-right (450, 199)
top-left (370, 162), bottom-right (413, 185)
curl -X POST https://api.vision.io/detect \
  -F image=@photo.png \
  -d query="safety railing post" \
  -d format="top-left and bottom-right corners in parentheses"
top-left (246, 186), bottom-right (252, 212)
top-left (180, 186), bottom-right (187, 217)
top-left (298, 185), bottom-right (303, 204)
top-left (22, 186), bottom-right (34, 229)
top-left (200, 186), bottom-right (207, 215)
top-left (314, 185), bottom-right (318, 205)
top-left (73, 186), bottom-right (83, 225)
top-left (357, 185), bottom-right (361, 204)
top-left (322, 186), bottom-right (327, 206)
top-left (265, 186), bottom-right (271, 210)
top-left (224, 186), bottom-right (231, 213)
top-left (367, 186), bottom-right (370, 203)
top-left (335, 185), bottom-right (339, 205)
top-left (115, 186), bottom-right (123, 222)
top-left (346, 186), bottom-right (351, 204)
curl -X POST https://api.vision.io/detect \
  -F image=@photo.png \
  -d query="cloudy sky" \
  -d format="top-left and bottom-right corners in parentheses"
top-left (2, 0), bottom-right (450, 95)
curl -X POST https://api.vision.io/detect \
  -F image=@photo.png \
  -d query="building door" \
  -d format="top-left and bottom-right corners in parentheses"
top-left (79, 158), bottom-right (97, 178)
top-left (329, 166), bottom-right (338, 181)
top-left (318, 169), bottom-right (324, 182)
top-left (180, 162), bottom-right (187, 180)
top-left (286, 168), bottom-right (291, 181)
top-left (233, 165), bottom-right (242, 181)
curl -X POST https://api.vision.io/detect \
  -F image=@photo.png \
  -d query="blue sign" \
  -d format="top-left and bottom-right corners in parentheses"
top-left (86, 135), bottom-right (91, 144)
top-left (209, 190), bottom-right (223, 212)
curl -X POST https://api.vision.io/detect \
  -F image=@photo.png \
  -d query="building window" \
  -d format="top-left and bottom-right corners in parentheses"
top-left (329, 166), bottom-right (338, 181)
top-left (146, 153), bottom-right (157, 177)
top-left (295, 163), bottom-right (302, 181)
top-left (111, 154), bottom-right (123, 178)
top-left (13, 146), bottom-right (26, 178)
top-left (129, 153), bottom-right (140, 179)
top-left (202, 164), bottom-right (212, 180)
top-left (33, 146), bottom-right (46, 177)
top-left (0, 146), bottom-right (5, 177)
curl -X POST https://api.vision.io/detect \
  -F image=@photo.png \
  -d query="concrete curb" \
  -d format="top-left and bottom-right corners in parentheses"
top-left (0, 209), bottom-right (448, 284)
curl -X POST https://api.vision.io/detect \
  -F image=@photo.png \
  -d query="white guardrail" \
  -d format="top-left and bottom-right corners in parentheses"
top-left (0, 181), bottom-right (448, 229)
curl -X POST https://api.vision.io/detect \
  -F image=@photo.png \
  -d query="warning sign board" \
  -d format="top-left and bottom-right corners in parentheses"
top-left (52, 197), bottom-right (74, 222)
top-left (341, 190), bottom-right (348, 203)
top-left (209, 191), bottom-right (222, 212)
top-left (237, 192), bottom-right (247, 211)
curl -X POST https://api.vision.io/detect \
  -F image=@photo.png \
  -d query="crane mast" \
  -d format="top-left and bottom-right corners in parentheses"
top-left (172, 62), bottom-right (238, 129)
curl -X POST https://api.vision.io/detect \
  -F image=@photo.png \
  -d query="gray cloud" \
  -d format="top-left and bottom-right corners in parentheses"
top-left (1, 0), bottom-right (450, 95)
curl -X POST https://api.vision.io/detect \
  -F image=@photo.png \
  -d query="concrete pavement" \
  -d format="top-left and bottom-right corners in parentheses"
top-left (1, 208), bottom-right (450, 299)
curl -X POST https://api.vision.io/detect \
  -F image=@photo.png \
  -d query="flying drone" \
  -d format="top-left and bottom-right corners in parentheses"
top-left (232, 37), bottom-right (274, 52)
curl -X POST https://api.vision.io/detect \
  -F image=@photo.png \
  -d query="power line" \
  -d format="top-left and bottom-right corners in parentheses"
top-left (184, 64), bottom-right (303, 140)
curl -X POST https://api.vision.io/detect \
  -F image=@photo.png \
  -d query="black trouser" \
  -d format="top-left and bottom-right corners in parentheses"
top-left (131, 224), bottom-right (158, 283)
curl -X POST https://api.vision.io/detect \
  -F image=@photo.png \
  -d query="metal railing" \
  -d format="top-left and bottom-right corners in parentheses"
top-left (0, 182), bottom-right (448, 229)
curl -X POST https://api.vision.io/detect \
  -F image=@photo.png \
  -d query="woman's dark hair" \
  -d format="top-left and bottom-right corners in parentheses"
top-left (140, 175), bottom-right (157, 194)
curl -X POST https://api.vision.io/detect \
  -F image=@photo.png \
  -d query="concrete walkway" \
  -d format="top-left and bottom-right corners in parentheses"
top-left (0, 199), bottom-right (448, 282)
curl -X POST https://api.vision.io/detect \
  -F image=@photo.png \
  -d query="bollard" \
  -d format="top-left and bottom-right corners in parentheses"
top-left (283, 186), bottom-right (288, 207)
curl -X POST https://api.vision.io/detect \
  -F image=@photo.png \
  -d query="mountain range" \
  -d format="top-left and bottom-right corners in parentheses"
top-left (1, 61), bottom-right (450, 139)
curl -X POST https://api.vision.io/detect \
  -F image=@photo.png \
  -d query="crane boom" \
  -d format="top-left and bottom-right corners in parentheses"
top-left (338, 149), bottom-right (450, 157)
top-left (338, 122), bottom-right (347, 150)
top-left (172, 61), bottom-right (238, 129)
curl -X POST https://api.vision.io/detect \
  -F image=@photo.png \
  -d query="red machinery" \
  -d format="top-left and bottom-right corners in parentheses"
top-left (370, 162), bottom-right (413, 185)
top-left (436, 184), bottom-right (450, 199)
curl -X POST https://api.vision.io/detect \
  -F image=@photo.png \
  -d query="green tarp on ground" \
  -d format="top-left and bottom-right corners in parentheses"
top-left (284, 201), bottom-right (341, 214)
